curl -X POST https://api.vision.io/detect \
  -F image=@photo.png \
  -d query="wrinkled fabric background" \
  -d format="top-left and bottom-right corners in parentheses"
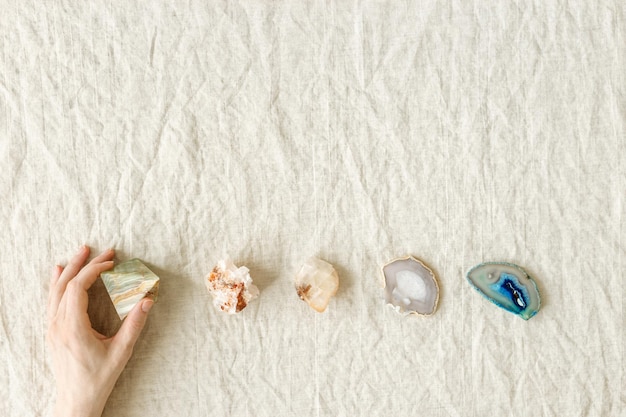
top-left (0, 1), bottom-right (624, 416)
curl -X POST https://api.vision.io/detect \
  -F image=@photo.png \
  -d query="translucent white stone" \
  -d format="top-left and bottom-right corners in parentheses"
top-left (294, 257), bottom-right (339, 313)
top-left (395, 270), bottom-right (428, 301)
top-left (382, 256), bottom-right (439, 316)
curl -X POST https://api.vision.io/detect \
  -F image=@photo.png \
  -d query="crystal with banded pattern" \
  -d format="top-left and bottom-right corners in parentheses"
top-left (382, 256), bottom-right (439, 316)
top-left (466, 262), bottom-right (541, 320)
top-left (100, 258), bottom-right (160, 320)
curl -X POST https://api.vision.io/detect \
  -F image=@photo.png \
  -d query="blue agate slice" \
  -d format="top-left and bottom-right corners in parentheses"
top-left (467, 262), bottom-right (541, 320)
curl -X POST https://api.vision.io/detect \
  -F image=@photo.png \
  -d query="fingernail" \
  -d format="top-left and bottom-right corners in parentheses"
top-left (142, 299), bottom-right (154, 313)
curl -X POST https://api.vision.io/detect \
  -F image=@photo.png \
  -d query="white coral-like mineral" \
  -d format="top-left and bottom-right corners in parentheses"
top-left (206, 258), bottom-right (259, 314)
top-left (295, 257), bottom-right (339, 313)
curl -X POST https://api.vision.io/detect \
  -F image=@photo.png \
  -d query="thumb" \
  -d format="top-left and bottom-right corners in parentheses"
top-left (113, 298), bottom-right (153, 360)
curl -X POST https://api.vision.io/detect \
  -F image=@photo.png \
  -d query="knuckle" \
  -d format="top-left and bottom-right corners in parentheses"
top-left (68, 257), bottom-right (82, 268)
top-left (66, 280), bottom-right (84, 296)
top-left (79, 265), bottom-right (95, 278)
top-left (66, 279), bottom-right (80, 291)
top-left (85, 262), bottom-right (106, 276)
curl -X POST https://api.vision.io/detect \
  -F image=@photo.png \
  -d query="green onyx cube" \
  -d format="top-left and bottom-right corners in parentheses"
top-left (100, 259), bottom-right (160, 320)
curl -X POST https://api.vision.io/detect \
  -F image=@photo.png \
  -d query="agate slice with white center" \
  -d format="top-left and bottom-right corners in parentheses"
top-left (467, 262), bottom-right (541, 320)
top-left (206, 258), bottom-right (259, 314)
top-left (294, 257), bottom-right (339, 313)
top-left (100, 259), bottom-right (160, 320)
top-left (382, 256), bottom-right (439, 316)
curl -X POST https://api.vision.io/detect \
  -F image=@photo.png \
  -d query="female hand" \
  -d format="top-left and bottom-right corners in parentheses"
top-left (47, 246), bottom-right (153, 417)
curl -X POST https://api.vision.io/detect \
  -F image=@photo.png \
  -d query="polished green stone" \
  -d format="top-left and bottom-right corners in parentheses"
top-left (100, 258), bottom-right (160, 320)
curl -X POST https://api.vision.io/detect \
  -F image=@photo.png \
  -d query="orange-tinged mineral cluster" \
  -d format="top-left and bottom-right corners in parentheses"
top-left (206, 258), bottom-right (259, 314)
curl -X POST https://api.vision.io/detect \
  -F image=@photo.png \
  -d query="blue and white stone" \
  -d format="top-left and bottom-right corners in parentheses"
top-left (100, 259), bottom-right (160, 320)
top-left (466, 262), bottom-right (541, 320)
top-left (382, 256), bottom-right (439, 316)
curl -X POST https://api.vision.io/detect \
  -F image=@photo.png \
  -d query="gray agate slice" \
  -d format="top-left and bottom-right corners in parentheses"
top-left (382, 256), bottom-right (439, 316)
top-left (467, 262), bottom-right (541, 320)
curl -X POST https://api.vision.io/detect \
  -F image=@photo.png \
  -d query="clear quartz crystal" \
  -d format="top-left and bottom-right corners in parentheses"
top-left (295, 257), bottom-right (339, 313)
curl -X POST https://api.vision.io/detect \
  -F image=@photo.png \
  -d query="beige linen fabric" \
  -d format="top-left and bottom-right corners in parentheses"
top-left (0, 1), bottom-right (624, 416)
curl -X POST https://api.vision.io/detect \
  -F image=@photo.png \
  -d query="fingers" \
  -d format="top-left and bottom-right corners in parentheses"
top-left (86, 248), bottom-right (116, 267)
top-left (72, 257), bottom-right (115, 291)
top-left (48, 247), bottom-right (115, 320)
top-left (50, 265), bottom-right (63, 285)
top-left (57, 245), bottom-right (91, 283)
top-left (47, 265), bottom-right (65, 322)
top-left (68, 248), bottom-right (114, 293)
top-left (113, 298), bottom-right (153, 361)
top-left (48, 246), bottom-right (90, 320)
top-left (63, 260), bottom-right (115, 317)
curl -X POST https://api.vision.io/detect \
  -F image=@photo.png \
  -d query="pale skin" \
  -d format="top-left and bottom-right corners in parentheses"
top-left (46, 246), bottom-right (153, 417)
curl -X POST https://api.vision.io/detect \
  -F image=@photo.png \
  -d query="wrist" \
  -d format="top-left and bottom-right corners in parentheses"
top-left (54, 392), bottom-right (107, 417)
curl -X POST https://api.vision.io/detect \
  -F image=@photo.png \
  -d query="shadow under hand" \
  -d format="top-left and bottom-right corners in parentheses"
top-left (88, 278), bottom-right (122, 337)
